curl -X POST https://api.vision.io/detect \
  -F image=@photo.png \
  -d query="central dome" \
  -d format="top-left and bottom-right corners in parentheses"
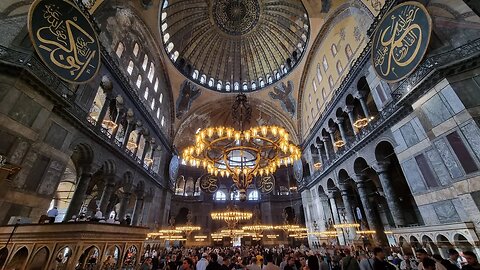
top-left (213, 0), bottom-right (260, 35)
top-left (160, 0), bottom-right (310, 92)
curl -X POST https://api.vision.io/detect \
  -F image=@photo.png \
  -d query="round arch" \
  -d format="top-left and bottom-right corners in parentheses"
top-left (5, 246), bottom-right (28, 270)
top-left (28, 246), bottom-right (50, 270)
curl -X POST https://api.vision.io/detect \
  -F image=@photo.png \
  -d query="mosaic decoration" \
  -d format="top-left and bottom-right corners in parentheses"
top-left (372, 1), bottom-right (432, 82)
top-left (213, 0), bottom-right (260, 35)
top-left (28, 0), bottom-right (100, 83)
top-left (169, 155), bottom-right (180, 184)
top-left (269, 81), bottom-right (296, 116)
top-left (293, 159), bottom-right (303, 182)
top-left (176, 80), bottom-right (201, 119)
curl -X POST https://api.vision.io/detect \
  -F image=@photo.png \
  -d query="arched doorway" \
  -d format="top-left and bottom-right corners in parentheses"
top-left (454, 234), bottom-right (475, 254)
top-left (0, 247), bottom-right (8, 268)
top-left (122, 245), bottom-right (137, 269)
top-left (53, 246), bottom-right (72, 270)
top-left (5, 247), bottom-right (28, 270)
top-left (103, 245), bottom-right (120, 269)
top-left (422, 235), bottom-right (440, 255)
top-left (28, 246), bottom-right (50, 270)
top-left (49, 160), bottom-right (77, 222)
top-left (76, 246), bottom-right (100, 270)
top-left (437, 234), bottom-right (454, 258)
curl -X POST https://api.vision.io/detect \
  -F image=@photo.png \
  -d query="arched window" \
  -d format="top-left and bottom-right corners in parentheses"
top-left (248, 190), bottom-right (259, 200)
top-left (200, 75), bottom-right (206, 84)
top-left (337, 60), bottom-right (343, 75)
top-left (311, 108), bottom-right (314, 117)
top-left (214, 190), bottom-right (226, 201)
top-left (148, 63), bottom-right (155, 82)
top-left (142, 55), bottom-right (148, 70)
top-left (157, 108), bottom-right (160, 118)
top-left (234, 82), bottom-right (239, 91)
top-left (251, 82), bottom-right (256, 90)
top-left (161, 23), bottom-right (168, 32)
top-left (127, 60), bottom-right (134, 75)
top-left (151, 99), bottom-right (155, 110)
top-left (172, 51), bottom-right (179, 62)
top-left (308, 93), bottom-right (312, 103)
top-left (328, 76), bottom-right (334, 89)
top-left (136, 75), bottom-right (142, 88)
top-left (133, 43), bottom-right (139, 57)
top-left (230, 191), bottom-right (240, 201)
top-left (144, 87), bottom-right (149, 100)
top-left (242, 83), bottom-right (248, 91)
top-left (312, 80), bottom-right (317, 93)
top-left (321, 88), bottom-right (326, 98)
top-left (208, 78), bottom-right (214, 87)
top-left (316, 65), bottom-right (323, 83)
top-left (323, 56), bottom-right (328, 71)
top-left (116, 42), bottom-right (124, 58)
top-left (331, 44), bottom-right (338, 56)
top-left (275, 71), bottom-right (280, 79)
top-left (217, 81), bottom-right (222, 90)
top-left (159, 93), bottom-right (164, 104)
top-left (225, 82), bottom-right (231, 91)
top-left (259, 78), bottom-right (265, 88)
top-left (192, 70), bottom-right (199, 80)
top-left (163, 33), bottom-right (170, 43)
top-left (267, 75), bottom-right (273, 84)
top-left (345, 44), bottom-right (353, 59)
top-left (316, 99), bottom-right (320, 109)
top-left (161, 116), bottom-right (165, 126)
top-left (166, 42), bottom-right (174, 53)
top-left (154, 78), bottom-right (159, 92)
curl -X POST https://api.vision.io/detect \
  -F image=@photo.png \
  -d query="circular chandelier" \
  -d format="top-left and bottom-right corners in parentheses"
top-left (211, 205), bottom-right (253, 229)
top-left (182, 94), bottom-right (301, 200)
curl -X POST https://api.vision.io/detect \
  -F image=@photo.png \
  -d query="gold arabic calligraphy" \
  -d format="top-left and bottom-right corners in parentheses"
top-left (35, 3), bottom-right (98, 81)
top-left (374, 5), bottom-right (424, 79)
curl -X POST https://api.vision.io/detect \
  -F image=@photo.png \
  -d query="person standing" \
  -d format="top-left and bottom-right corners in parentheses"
top-left (416, 249), bottom-right (446, 270)
top-left (342, 249), bottom-right (360, 270)
top-left (285, 257), bottom-right (298, 270)
top-left (400, 255), bottom-right (418, 270)
top-left (206, 253), bottom-right (222, 270)
top-left (141, 257), bottom-right (153, 270)
top-left (197, 253), bottom-right (209, 270)
top-left (462, 251), bottom-right (480, 270)
top-left (264, 254), bottom-right (280, 270)
top-left (184, 258), bottom-right (195, 270)
top-left (448, 250), bottom-right (462, 270)
top-left (47, 206), bottom-right (58, 223)
top-left (372, 247), bottom-right (396, 270)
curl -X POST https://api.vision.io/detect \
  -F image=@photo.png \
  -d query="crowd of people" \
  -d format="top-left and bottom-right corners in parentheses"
top-left (135, 246), bottom-right (480, 270)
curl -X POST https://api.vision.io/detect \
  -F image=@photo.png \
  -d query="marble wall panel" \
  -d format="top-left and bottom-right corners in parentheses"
top-left (24, 154), bottom-right (50, 192)
top-left (37, 160), bottom-right (65, 196)
top-left (7, 93), bottom-right (42, 127)
top-left (418, 204), bottom-right (439, 225)
top-left (401, 158), bottom-right (427, 193)
top-left (0, 130), bottom-right (16, 155)
top-left (433, 139), bottom-right (464, 179)
top-left (461, 122), bottom-right (480, 162)
top-left (392, 129), bottom-right (408, 153)
top-left (440, 85), bottom-right (465, 115)
top-left (400, 122), bottom-right (420, 147)
top-left (432, 200), bottom-right (461, 224)
top-left (43, 122), bottom-right (68, 150)
top-left (426, 148), bottom-right (451, 186)
top-left (412, 117), bottom-right (427, 141)
top-left (421, 95), bottom-right (453, 127)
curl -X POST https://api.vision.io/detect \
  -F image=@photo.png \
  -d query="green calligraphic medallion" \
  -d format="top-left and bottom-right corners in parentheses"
top-left (372, 1), bottom-right (432, 82)
top-left (28, 0), bottom-right (101, 84)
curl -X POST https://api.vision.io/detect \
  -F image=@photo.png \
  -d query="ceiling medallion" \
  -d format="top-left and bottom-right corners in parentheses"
top-left (181, 94), bottom-right (301, 201)
top-left (213, 0), bottom-right (260, 36)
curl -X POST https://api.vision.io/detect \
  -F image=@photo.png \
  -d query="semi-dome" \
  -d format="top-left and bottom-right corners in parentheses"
top-left (160, 0), bottom-right (310, 92)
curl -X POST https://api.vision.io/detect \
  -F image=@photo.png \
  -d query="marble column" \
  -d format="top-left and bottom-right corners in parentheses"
top-left (327, 128), bottom-right (337, 153)
top-left (322, 136), bottom-right (331, 161)
top-left (99, 176), bottom-right (116, 215)
top-left (335, 117), bottom-right (348, 144)
top-left (356, 92), bottom-right (371, 119)
top-left (110, 96), bottom-right (124, 140)
top-left (315, 144), bottom-right (325, 167)
top-left (95, 76), bottom-right (113, 128)
top-left (373, 162), bottom-right (406, 227)
top-left (132, 193), bottom-right (145, 226)
top-left (141, 138), bottom-right (151, 163)
top-left (133, 130), bottom-right (143, 156)
top-left (355, 175), bottom-right (378, 232)
top-left (320, 195), bottom-right (333, 224)
top-left (339, 185), bottom-right (355, 223)
top-left (121, 110), bottom-right (136, 149)
top-left (118, 192), bottom-right (132, 221)
top-left (65, 165), bottom-right (92, 220)
top-left (328, 192), bottom-right (340, 225)
top-left (345, 105), bottom-right (358, 135)
top-left (148, 141), bottom-right (156, 170)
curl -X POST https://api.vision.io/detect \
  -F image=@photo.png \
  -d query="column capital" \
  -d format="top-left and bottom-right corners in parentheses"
top-left (372, 161), bottom-right (390, 174)
top-left (100, 75), bottom-right (113, 92)
top-left (334, 117), bottom-right (345, 124)
top-left (326, 127), bottom-right (336, 134)
top-left (355, 173), bottom-right (368, 183)
top-left (354, 90), bottom-right (368, 99)
top-left (345, 105), bottom-right (355, 113)
top-left (327, 190), bottom-right (337, 199)
top-left (322, 136), bottom-right (330, 142)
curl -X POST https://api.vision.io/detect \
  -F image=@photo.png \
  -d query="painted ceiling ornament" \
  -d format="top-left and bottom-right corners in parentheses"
top-left (176, 80), bottom-right (201, 119)
top-left (199, 174), bottom-right (219, 194)
top-left (321, 0), bottom-right (332, 13)
top-left (371, 1), bottom-right (432, 82)
top-left (269, 81), bottom-right (296, 116)
top-left (160, 0), bottom-right (309, 92)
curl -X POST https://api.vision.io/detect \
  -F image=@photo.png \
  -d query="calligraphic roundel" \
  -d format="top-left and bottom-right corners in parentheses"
top-left (28, 0), bottom-right (101, 84)
top-left (199, 174), bottom-right (219, 194)
top-left (372, 1), bottom-right (432, 82)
